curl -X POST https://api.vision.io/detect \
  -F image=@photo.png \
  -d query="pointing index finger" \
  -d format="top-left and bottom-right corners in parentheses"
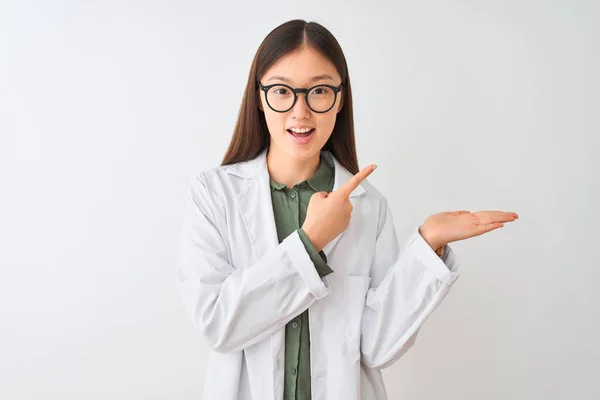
top-left (337, 164), bottom-right (377, 197)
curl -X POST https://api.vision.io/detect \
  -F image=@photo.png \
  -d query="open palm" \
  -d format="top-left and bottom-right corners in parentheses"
top-left (420, 210), bottom-right (519, 249)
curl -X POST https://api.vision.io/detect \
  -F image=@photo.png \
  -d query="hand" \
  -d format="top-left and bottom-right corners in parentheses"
top-left (302, 164), bottom-right (377, 252)
top-left (419, 210), bottom-right (519, 250)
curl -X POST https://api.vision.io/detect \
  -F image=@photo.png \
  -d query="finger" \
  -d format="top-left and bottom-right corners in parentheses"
top-left (476, 210), bottom-right (518, 217)
top-left (483, 222), bottom-right (504, 232)
top-left (484, 215), bottom-right (517, 225)
top-left (474, 211), bottom-right (518, 224)
top-left (473, 222), bottom-right (504, 236)
top-left (311, 191), bottom-right (329, 200)
top-left (336, 164), bottom-right (377, 198)
top-left (495, 213), bottom-right (519, 223)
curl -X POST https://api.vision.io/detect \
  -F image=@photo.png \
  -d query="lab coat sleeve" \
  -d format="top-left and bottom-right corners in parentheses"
top-left (177, 176), bottom-right (329, 353)
top-left (359, 199), bottom-right (460, 369)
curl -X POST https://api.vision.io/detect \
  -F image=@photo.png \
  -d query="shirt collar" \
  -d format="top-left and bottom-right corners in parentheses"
top-left (269, 152), bottom-right (334, 192)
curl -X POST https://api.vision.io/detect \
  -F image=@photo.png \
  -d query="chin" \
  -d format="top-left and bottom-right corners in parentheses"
top-left (269, 131), bottom-right (327, 162)
top-left (285, 143), bottom-right (323, 161)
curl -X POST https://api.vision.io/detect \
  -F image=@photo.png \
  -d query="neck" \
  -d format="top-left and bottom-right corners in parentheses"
top-left (266, 145), bottom-right (321, 188)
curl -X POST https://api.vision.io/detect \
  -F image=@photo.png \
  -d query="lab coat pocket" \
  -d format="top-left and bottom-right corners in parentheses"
top-left (343, 276), bottom-right (371, 350)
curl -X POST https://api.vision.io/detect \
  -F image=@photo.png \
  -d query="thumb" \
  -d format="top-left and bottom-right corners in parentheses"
top-left (451, 210), bottom-right (471, 215)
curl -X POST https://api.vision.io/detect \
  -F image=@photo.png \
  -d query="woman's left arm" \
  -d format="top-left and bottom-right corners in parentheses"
top-left (359, 200), bottom-right (518, 369)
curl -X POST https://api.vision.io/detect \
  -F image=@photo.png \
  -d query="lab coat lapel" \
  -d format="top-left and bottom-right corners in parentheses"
top-left (322, 152), bottom-right (366, 258)
top-left (233, 149), bottom-right (280, 262)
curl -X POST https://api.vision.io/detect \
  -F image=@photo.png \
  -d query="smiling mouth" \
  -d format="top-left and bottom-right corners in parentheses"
top-left (287, 128), bottom-right (315, 144)
top-left (287, 128), bottom-right (315, 137)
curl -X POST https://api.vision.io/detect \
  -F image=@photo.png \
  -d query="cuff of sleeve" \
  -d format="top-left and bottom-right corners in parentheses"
top-left (298, 228), bottom-right (334, 277)
top-left (406, 227), bottom-right (460, 286)
top-left (281, 230), bottom-right (330, 299)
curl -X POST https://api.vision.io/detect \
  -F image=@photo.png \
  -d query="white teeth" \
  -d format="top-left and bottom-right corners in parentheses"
top-left (289, 128), bottom-right (312, 133)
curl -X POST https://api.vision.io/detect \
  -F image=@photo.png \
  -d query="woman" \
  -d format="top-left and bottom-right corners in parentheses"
top-left (177, 19), bottom-right (518, 400)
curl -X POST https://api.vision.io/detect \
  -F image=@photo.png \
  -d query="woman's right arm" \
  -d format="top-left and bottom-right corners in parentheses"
top-left (177, 175), bottom-right (329, 353)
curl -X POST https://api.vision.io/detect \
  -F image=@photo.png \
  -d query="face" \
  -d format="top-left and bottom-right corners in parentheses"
top-left (258, 46), bottom-right (344, 162)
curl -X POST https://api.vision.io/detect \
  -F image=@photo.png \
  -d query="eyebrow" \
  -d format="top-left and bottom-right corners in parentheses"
top-left (266, 74), bottom-right (336, 83)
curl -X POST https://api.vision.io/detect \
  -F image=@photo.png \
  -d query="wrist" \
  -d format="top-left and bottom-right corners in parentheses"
top-left (435, 244), bottom-right (445, 258)
top-left (418, 224), bottom-right (443, 251)
top-left (301, 226), bottom-right (324, 253)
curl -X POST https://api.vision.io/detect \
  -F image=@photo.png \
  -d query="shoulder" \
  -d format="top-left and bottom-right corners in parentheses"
top-left (352, 178), bottom-right (396, 239)
top-left (357, 178), bottom-right (387, 204)
top-left (188, 157), bottom-right (258, 203)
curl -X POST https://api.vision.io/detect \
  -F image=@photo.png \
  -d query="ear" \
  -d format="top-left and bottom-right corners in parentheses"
top-left (257, 88), bottom-right (264, 111)
top-left (336, 90), bottom-right (344, 113)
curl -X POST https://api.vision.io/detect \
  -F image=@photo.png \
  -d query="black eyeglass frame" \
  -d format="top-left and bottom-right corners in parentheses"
top-left (257, 81), bottom-right (344, 113)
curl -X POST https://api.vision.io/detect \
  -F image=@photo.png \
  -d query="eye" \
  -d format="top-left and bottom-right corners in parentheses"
top-left (272, 87), bottom-right (291, 96)
top-left (311, 87), bottom-right (331, 95)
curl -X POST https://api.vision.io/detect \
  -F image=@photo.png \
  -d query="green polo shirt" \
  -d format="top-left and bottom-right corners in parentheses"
top-left (270, 153), bottom-right (335, 400)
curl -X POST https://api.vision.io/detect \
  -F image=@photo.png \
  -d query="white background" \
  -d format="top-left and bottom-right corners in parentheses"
top-left (1, 1), bottom-right (598, 399)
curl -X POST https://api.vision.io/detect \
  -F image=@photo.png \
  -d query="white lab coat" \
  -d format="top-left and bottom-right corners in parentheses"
top-left (177, 148), bottom-right (460, 400)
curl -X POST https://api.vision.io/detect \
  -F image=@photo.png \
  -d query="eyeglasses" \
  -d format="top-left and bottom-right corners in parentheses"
top-left (258, 81), bottom-right (343, 113)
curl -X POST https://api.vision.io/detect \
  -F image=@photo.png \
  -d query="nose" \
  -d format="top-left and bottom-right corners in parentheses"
top-left (290, 92), bottom-right (311, 119)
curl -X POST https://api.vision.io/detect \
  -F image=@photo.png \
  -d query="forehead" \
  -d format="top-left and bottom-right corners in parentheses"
top-left (262, 46), bottom-right (341, 85)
